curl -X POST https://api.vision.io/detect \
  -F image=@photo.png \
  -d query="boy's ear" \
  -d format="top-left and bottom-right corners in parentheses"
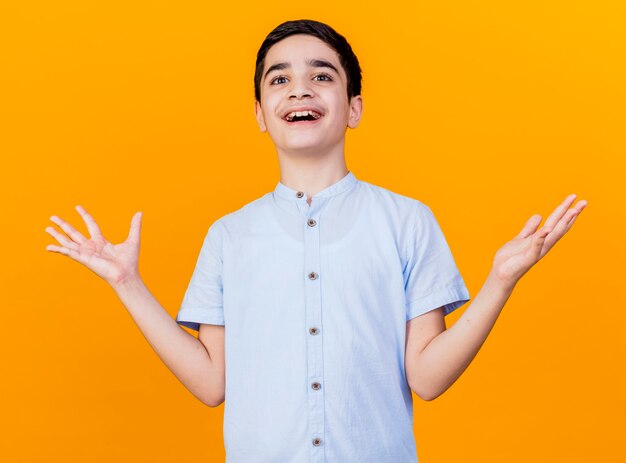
top-left (254, 100), bottom-right (267, 132)
top-left (347, 95), bottom-right (363, 129)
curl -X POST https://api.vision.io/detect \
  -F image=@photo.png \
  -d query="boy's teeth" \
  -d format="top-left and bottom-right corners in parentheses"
top-left (285, 110), bottom-right (321, 121)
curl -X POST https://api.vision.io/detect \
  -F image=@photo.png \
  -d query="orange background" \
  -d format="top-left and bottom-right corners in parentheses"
top-left (1, 1), bottom-right (624, 462)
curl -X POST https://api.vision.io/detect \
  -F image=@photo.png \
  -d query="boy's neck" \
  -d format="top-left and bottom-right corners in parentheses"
top-left (277, 148), bottom-right (349, 202)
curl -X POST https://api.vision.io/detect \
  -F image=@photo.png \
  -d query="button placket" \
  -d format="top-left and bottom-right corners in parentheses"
top-left (294, 191), bottom-right (311, 215)
top-left (304, 201), bottom-right (325, 461)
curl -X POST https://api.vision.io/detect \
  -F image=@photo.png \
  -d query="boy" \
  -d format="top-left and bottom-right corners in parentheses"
top-left (45, 19), bottom-right (587, 463)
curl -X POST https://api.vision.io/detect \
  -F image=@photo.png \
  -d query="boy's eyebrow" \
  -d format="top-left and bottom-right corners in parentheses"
top-left (263, 59), bottom-right (340, 81)
top-left (307, 59), bottom-right (340, 75)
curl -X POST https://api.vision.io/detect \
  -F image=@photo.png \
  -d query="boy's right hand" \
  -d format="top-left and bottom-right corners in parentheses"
top-left (45, 205), bottom-right (143, 288)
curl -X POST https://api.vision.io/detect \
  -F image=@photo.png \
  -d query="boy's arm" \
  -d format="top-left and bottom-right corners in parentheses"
top-left (45, 206), bottom-right (224, 407)
top-left (198, 323), bottom-right (226, 405)
top-left (114, 276), bottom-right (226, 407)
top-left (406, 193), bottom-right (586, 401)
top-left (405, 271), bottom-right (513, 401)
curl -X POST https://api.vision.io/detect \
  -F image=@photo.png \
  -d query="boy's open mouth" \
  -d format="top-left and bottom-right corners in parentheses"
top-left (282, 109), bottom-right (323, 123)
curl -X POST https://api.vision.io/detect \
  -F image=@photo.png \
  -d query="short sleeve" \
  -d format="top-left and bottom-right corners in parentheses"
top-left (176, 220), bottom-right (225, 331)
top-left (403, 203), bottom-right (470, 320)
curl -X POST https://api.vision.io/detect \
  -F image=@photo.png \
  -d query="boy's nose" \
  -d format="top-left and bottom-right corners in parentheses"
top-left (289, 80), bottom-right (315, 99)
top-left (289, 91), bottom-right (312, 99)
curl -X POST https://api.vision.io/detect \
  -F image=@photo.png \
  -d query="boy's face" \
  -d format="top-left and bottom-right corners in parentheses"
top-left (255, 34), bottom-right (363, 156)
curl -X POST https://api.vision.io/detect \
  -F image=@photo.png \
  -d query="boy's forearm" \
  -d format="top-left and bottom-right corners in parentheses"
top-left (111, 275), bottom-right (222, 407)
top-left (410, 270), bottom-right (515, 401)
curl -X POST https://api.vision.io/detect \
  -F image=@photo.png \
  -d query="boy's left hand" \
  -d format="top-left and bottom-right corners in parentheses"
top-left (491, 194), bottom-right (588, 288)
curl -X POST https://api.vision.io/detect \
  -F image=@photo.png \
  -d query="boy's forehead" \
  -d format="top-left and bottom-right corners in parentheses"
top-left (263, 34), bottom-right (342, 72)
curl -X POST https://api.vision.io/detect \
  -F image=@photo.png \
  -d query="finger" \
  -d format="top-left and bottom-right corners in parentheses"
top-left (565, 214), bottom-right (578, 232)
top-left (539, 200), bottom-right (587, 259)
top-left (45, 244), bottom-right (84, 263)
top-left (515, 214), bottom-right (542, 239)
top-left (49, 214), bottom-right (88, 244)
top-left (573, 199), bottom-right (588, 214)
top-left (45, 226), bottom-right (80, 250)
top-left (543, 194), bottom-right (577, 230)
top-left (563, 201), bottom-right (586, 231)
top-left (533, 226), bottom-right (552, 256)
top-left (557, 198), bottom-right (587, 225)
top-left (543, 199), bottom-right (587, 243)
top-left (75, 205), bottom-right (104, 240)
top-left (126, 211), bottom-right (142, 245)
top-left (563, 205), bottom-right (581, 226)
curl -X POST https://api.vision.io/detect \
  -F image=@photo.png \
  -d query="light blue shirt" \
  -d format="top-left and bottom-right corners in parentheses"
top-left (176, 170), bottom-right (471, 462)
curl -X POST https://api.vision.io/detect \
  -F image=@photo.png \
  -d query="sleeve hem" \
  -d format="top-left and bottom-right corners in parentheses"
top-left (406, 286), bottom-right (471, 320)
top-left (176, 307), bottom-right (225, 331)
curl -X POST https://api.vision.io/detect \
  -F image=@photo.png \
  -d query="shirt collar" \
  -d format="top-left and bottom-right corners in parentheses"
top-left (273, 170), bottom-right (358, 202)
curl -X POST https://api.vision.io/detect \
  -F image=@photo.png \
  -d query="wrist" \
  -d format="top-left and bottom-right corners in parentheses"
top-left (111, 271), bottom-right (143, 294)
top-left (486, 268), bottom-right (517, 295)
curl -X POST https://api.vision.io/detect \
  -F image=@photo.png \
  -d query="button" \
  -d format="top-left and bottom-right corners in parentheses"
top-left (311, 382), bottom-right (321, 390)
top-left (308, 271), bottom-right (318, 280)
top-left (296, 191), bottom-right (304, 198)
top-left (312, 437), bottom-right (322, 446)
top-left (307, 218), bottom-right (317, 227)
top-left (309, 327), bottom-right (319, 335)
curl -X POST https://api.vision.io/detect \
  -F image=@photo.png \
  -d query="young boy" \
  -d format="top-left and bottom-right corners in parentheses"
top-left (45, 19), bottom-right (587, 463)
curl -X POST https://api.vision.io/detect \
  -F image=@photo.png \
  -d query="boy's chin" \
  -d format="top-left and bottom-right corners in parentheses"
top-left (280, 144), bottom-right (328, 155)
top-left (278, 138), bottom-right (331, 155)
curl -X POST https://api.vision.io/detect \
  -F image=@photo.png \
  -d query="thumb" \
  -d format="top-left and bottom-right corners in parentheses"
top-left (515, 214), bottom-right (542, 239)
top-left (127, 211), bottom-right (142, 245)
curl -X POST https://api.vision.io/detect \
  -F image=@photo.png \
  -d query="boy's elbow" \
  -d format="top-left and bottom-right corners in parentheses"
top-left (419, 392), bottom-right (439, 402)
top-left (409, 383), bottom-right (439, 402)
top-left (416, 391), bottom-right (439, 402)
top-left (204, 393), bottom-right (225, 408)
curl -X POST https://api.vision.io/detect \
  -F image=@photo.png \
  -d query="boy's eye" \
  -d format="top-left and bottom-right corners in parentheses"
top-left (314, 73), bottom-right (333, 81)
top-left (269, 73), bottom-right (333, 86)
top-left (270, 76), bottom-right (288, 85)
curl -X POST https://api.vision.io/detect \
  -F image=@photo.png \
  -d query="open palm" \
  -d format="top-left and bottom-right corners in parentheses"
top-left (492, 193), bottom-right (587, 287)
top-left (45, 205), bottom-right (143, 286)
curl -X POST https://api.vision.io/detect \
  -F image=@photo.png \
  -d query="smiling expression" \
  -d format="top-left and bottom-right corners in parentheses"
top-left (254, 34), bottom-right (363, 156)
